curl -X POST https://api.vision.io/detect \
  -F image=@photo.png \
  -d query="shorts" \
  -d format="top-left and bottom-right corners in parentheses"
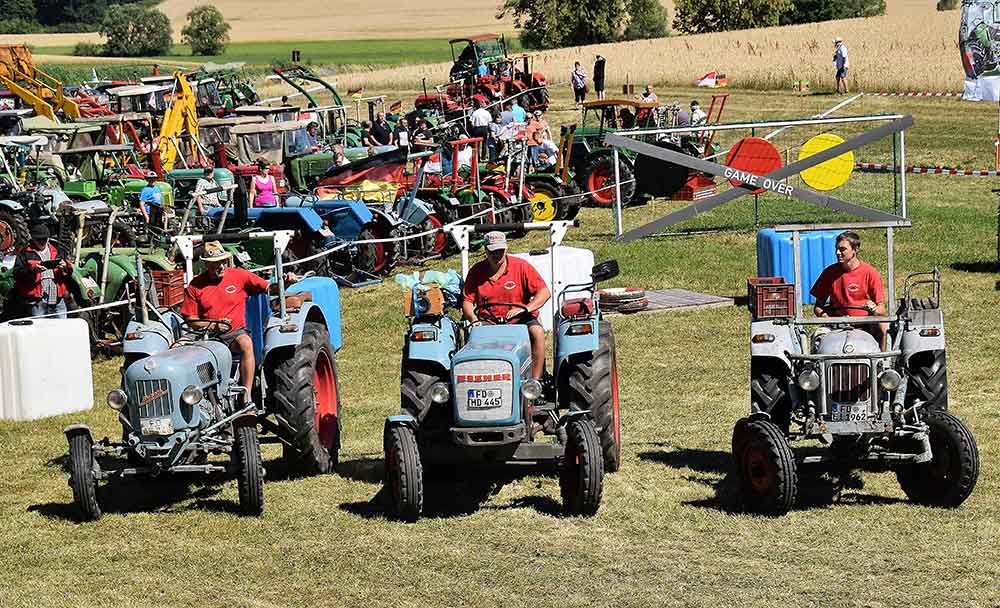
top-left (220, 327), bottom-right (249, 349)
top-left (836, 67), bottom-right (848, 79)
top-left (511, 314), bottom-right (541, 329)
top-left (574, 88), bottom-right (587, 103)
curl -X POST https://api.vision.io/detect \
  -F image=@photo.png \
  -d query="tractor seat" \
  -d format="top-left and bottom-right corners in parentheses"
top-left (561, 297), bottom-right (594, 319)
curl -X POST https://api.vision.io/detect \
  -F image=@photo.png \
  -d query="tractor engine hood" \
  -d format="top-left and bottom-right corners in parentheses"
top-left (123, 342), bottom-right (232, 435)
top-left (451, 325), bottom-right (532, 428)
top-left (815, 328), bottom-right (881, 356)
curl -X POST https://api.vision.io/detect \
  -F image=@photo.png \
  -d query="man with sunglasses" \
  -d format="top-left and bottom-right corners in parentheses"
top-left (462, 231), bottom-right (551, 379)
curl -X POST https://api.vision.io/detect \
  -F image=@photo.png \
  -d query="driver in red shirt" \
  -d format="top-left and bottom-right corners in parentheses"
top-left (810, 231), bottom-right (887, 347)
top-left (462, 231), bottom-right (551, 379)
top-left (180, 241), bottom-right (299, 403)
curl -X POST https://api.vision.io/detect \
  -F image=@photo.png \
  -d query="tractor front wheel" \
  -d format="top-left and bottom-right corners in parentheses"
top-left (234, 423), bottom-right (265, 516)
top-left (384, 424), bottom-right (423, 522)
top-left (732, 418), bottom-right (797, 516)
top-left (559, 417), bottom-right (604, 516)
top-left (561, 321), bottom-right (621, 472)
top-left (68, 433), bottom-right (101, 521)
top-left (582, 156), bottom-right (635, 207)
top-left (0, 209), bottom-right (28, 256)
top-left (895, 411), bottom-right (979, 507)
top-left (272, 321), bottom-right (341, 475)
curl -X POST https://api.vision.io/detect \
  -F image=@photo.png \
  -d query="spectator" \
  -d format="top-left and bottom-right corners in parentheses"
top-left (618, 108), bottom-right (635, 130)
top-left (138, 171), bottom-right (161, 224)
top-left (305, 121), bottom-right (320, 150)
top-left (360, 121), bottom-right (375, 146)
top-left (369, 112), bottom-right (392, 146)
top-left (478, 61), bottom-right (489, 77)
top-left (690, 100), bottom-right (707, 125)
top-left (593, 55), bottom-right (606, 101)
top-left (488, 112), bottom-right (506, 161)
top-left (193, 166), bottom-right (222, 215)
top-left (640, 84), bottom-right (657, 103)
top-left (833, 37), bottom-right (849, 93)
top-left (511, 98), bottom-right (527, 123)
top-left (571, 62), bottom-right (588, 109)
top-left (457, 142), bottom-right (474, 170)
top-left (11, 222), bottom-right (73, 319)
top-left (333, 144), bottom-right (350, 167)
top-left (469, 102), bottom-right (492, 153)
top-left (411, 118), bottom-right (436, 151)
top-left (529, 130), bottom-right (558, 171)
top-left (248, 159), bottom-right (278, 208)
top-left (392, 116), bottom-right (410, 148)
top-left (499, 102), bottom-right (515, 126)
top-left (526, 109), bottom-right (550, 141)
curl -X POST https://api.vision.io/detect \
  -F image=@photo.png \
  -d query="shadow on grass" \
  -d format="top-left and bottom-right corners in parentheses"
top-left (639, 446), bottom-right (906, 515)
top-left (336, 457), bottom-right (383, 485)
top-left (950, 261), bottom-right (999, 274)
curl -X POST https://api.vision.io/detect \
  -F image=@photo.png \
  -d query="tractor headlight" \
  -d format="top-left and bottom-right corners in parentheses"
top-left (181, 385), bottom-right (204, 406)
top-left (521, 378), bottom-right (543, 400)
top-left (430, 382), bottom-right (450, 404)
top-left (107, 389), bottom-right (128, 411)
top-left (878, 369), bottom-right (902, 391)
top-left (797, 369), bottom-right (821, 392)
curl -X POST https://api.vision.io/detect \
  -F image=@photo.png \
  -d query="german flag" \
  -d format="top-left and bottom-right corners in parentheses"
top-left (389, 99), bottom-right (402, 113)
top-left (347, 85), bottom-right (364, 97)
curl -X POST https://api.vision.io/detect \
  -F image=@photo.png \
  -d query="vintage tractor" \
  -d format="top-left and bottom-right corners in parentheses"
top-left (383, 220), bottom-right (622, 521)
top-left (736, 221), bottom-right (979, 516)
top-left (447, 35), bottom-right (548, 112)
top-left (65, 231), bottom-right (346, 520)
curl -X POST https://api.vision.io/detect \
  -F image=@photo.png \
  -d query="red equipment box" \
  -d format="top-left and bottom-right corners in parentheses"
top-left (747, 277), bottom-right (794, 319)
top-left (151, 270), bottom-right (185, 308)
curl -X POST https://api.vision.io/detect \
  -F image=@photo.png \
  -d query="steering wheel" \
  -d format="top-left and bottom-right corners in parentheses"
top-left (475, 302), bottom-right (530, 325)
top-left (177, 318), bottom-right (233, 341)
top-left (819, 304), bottom-right (875, 318)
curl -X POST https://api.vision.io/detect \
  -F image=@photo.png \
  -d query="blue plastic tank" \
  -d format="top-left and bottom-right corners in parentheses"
top-left (756, 229), bottom-right (841, 305)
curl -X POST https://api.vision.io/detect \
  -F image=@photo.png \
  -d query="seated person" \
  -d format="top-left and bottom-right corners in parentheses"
top-left (618, 108), bottom-right (635, 129)
top-left (462, 231), bottom-right (551, 379)
top-left (138, 172), bottom-right (162, 225)
top-left (193, 166), bottom-right (222, 215)
top-left (528, 130), bottom-right (559, 171)
top-left (810, 231), bottom-right (888, 347)
top-left (305, 122), bottom-right (321, 150)
top-left (180, 242), bottom-right (299, 403)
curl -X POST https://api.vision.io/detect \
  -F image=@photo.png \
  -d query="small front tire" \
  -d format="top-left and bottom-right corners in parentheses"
top-left (68, 433), bottom-right (101, 521)
top-left (384, 424), bottom-right (423, 522)
top-left (895, 411), bottom-right (979, 508)
top-left (559, 417), bottom-right (604, 516)
top-left (234, 423), bottom-right (265, 516)
top-left (732, 418), bottom-right (797, 516)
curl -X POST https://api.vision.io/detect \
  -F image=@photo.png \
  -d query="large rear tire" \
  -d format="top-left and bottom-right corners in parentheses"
top-left (68, 433), bottom-right (101, 521)
top-left (906, 350), bottom-right (948, 411)
top-left (559, 417), bottom-right (604, 516)
top-left (560, 321), bottom-right (621, 472)
top-left (272, 321), bottom-right (341, 475)
top-left (234, 423), bottom-right (265, 516)
top-left (0, 209), bottom-right (28, 256)
top-left (895, 411), bottom-right (979, 507)
top-left (384, 424), bottom-right (423, 522)
top-left (582, 156), bottom-right (635, 207)
top-left (732, 418), bottom-right (797, 516)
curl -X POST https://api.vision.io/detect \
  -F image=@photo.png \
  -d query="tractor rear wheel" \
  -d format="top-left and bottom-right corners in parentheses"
top-left (354, 228), bottom-right (392, 277)
top-left (384, 424), bottom-right (423, 522)
top-left (234, 423), bottom-right (265, 516)
top-left (68, 433), bottom-right (101, 521)
top-left (582, 156), bottom-right (635, 207)
top-left (732, 418), bottom-right (797, 516)
top-left (557, 180), bottom-right (583, 220)
top-left (272, 321), bottom-right (341, 475)
top-left (418, 214), bottom-right (447, 258)
top-left (895, 411), bottom-right (979, 507)
top-left (906, 350), bottom-right (948, 411)
top-left (559, 417), bottom-right (604, 516)
top-left (0, 209), bottom-right (28, 256)
top-left (527, 181), bottom-right (559, 222)
top-left (561, 321), bottom-right (621, 472)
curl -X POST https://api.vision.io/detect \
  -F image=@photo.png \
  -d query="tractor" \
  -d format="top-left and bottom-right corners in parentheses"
top-left (65, 230), bottom-right (346, 520)
top-left (383, 220), bottom-right (622, 520)
top-left (446, 34), bottom-right (549, 112)
top-left (736, 221), bottom-right (979, 515)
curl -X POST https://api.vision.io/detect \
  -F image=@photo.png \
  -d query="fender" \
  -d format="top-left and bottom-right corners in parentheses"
top-left (404, 317), bottom-right (458, 372)
top-left (558, 408), bottom-right (592, 425)
top-left (397, 197), bottom-right (433, 226)
top-left (748, 319), bottom-right (797, 374)
top-left (900, 308), bottom-right (946, 363)
top-left (262, 299), bottom-right (343, 367)
top-left (385, 413), bottom-right (418, 430)
top-left (554, 315), bottom-right (600, 378)
top-left (64, 424), bottom-right (94, 443)
top-left (0, 199), bottom-right (24, 213)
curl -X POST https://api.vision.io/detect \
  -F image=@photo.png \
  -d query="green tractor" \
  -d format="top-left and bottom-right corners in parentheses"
top-left (52, 144), bottom-right (173, 210)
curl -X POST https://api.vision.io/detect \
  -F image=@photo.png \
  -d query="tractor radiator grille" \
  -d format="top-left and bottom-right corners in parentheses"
top-left (137, 379), bottom-right (172, 419)
top-left (197, 362), bottom-right (216, 384)
top-left (828, 363), bottom-right (871, 404)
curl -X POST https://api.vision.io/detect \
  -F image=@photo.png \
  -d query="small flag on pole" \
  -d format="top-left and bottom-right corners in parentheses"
top-left (389, 99), bottom-right (402, 113)
top-left (347, 85), bottom-right (364, 97)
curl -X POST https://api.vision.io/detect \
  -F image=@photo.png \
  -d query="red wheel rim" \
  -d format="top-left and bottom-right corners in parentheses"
top-left (611, 353), bottom-right (621, 450)
top-left (423, 214), bottom-right (446, 255)
top-left (313, 348), bottom-right (338, 450)
top-left (743, 445), bottom-right (775, 494)
top-left (588, 163), bottom-right (615, 205)
top-left (0, 219), bottom-right (16, 254)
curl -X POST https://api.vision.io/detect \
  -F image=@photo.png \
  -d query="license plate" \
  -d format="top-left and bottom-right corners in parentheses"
top-left (833, 404), bottom-right (868, 422)
top-left (141, 416), bottom-right (173, 436)
top-left (235, 250), bottom-right (252, 264)
top-left (319, 227), bottom-right (334, 238)
top-left (80, 276), bottom-right (98, 291)
top-left (467, 389), bottom-right (502, 409)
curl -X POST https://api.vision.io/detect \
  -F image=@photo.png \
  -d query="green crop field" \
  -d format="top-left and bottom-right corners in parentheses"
top-left (35, 37), bottom-right (522, 68)
top-left (1, 87), bottom-right (998, 607)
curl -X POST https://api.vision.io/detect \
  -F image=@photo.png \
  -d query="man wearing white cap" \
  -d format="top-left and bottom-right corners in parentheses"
top-left (833, 37), bottom-right (849, 93)
top-left (181, 241), bottom-right (299, 403)
top-left (462, 231), bottom-right (551, 379)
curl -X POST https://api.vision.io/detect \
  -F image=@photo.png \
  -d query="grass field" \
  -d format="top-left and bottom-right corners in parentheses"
top-left (1, 85), bottom-right (998, 607)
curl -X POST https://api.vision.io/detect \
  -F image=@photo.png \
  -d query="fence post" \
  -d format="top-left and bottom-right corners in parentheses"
top-left (613, 148), bottom-right (623, 238)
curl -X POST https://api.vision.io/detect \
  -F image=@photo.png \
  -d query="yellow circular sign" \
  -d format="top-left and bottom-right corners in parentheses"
top-left (798, 133), bottom-right (854, 191)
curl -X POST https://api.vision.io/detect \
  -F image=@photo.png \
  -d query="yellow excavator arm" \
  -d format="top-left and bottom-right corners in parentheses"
top-left (0, 45), bottom-right (80, 121)
top-left (156, 71), bottom-right (203, 171)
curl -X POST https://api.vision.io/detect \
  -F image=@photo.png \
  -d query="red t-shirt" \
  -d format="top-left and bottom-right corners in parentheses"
top-left (180, 267), bottom-right (270, 331)
top-left (810, 261), bottom-right (885, 317)
top-left (463, 255), bottom-right (547, 320)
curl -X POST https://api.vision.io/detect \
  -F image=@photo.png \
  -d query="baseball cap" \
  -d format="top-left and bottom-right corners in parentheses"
top-left (484, 231), bottom-right (507, 252)
top-left (200, 241), bottom-right (232, 262)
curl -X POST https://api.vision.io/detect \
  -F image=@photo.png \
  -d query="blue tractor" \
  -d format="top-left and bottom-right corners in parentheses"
top-left (383, 220), bottom-right (622, 520)
top-left (64, 231), bottom-right (346, 520)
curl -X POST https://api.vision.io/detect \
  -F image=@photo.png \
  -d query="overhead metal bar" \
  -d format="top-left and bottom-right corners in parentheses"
top-left (613, 113), bottom-right (905, 137)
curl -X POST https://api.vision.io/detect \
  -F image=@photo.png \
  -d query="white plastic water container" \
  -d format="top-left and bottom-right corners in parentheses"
top-left (0, 318), bottom-right (94, 421)
top-left (513, 246), bottom-right (595, 332)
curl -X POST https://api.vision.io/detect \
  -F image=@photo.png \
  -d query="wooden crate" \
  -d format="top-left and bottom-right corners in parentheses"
top-left (747, 277), bottom-right (794, 319)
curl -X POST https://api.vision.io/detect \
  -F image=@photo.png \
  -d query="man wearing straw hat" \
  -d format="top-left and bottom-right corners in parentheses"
top-left (833, 36), bottom-right (850, 94)
top-left (181, 241), bottom-right (299, 403)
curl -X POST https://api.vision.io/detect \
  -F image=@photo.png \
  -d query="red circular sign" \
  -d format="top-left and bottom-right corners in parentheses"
top-left (724, 137), bottom-right (782, 195)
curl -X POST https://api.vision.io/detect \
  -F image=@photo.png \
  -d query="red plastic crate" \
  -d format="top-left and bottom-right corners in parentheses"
top-left (151, 269), bottom-right (185, 308)
top-left (748, 277), bottom-right (794, 319)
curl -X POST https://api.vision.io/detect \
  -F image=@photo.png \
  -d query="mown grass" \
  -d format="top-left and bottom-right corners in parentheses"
top-left (1, 87), bottom-right (998, 607)
top-left (35, 38), bottom-right (522, 68)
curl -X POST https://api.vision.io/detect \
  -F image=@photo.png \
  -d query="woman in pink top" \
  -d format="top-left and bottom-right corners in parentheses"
top-left (249, 159), bottom-right (278, 207)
